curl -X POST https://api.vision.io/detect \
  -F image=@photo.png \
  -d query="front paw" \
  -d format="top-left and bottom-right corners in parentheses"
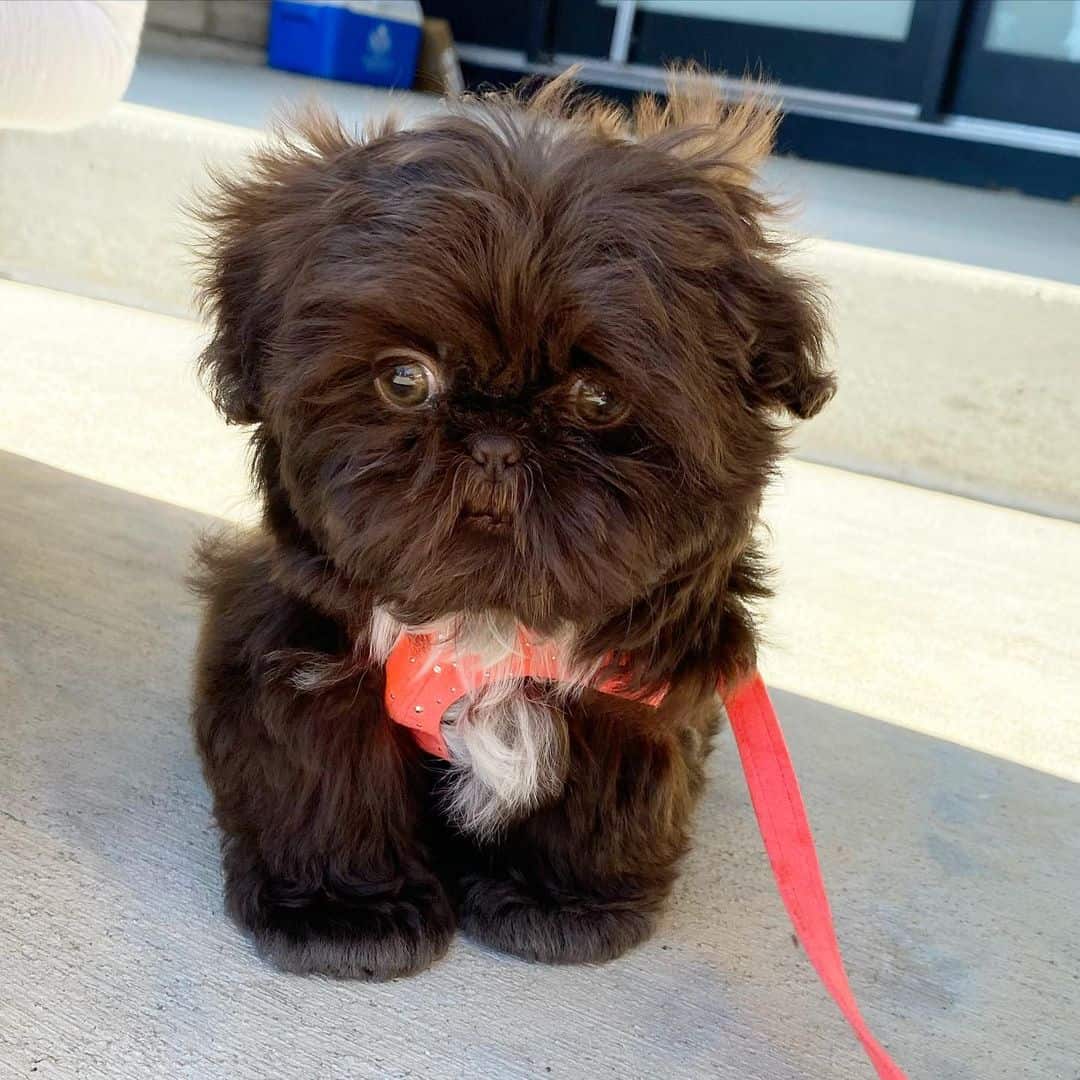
top-left (230, 869), bottom-right (456, 980)
top-left (457, 872), bottom-right (658, 965)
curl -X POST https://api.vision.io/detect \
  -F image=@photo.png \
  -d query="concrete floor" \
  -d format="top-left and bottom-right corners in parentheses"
top-left (2, 279), bottom-right (1079, 1078)
top-left (126, 52), bottom-right (1080, 287)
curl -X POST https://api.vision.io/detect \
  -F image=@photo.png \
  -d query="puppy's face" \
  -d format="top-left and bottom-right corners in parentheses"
top-left (199, 80), bottom-right (832, 632)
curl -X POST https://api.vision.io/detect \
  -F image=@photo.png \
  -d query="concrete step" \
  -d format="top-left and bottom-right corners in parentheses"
top-left (2, 277), bottom-right (1078, 1078)
top-left (124, 53), bottom-right (1080, 289)
top-left (2, 101), bottom-right (1077, 521)
top-left (3, 276), bottom-right (1075, 776)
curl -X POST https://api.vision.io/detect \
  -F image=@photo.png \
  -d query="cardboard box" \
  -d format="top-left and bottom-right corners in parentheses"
top-left (414, 16), bottom-right (465, 96)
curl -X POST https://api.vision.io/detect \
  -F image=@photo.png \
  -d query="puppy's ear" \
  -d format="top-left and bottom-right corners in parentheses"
top-left (194, 111), bottom-right (360, 424)
top-left (631, 71), bottom-right (834, 419)
top-left (740, 258), bottom-right (835, 420)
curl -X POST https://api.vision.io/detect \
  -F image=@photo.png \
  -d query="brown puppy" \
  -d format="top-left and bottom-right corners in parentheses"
top-left (191, 72), bottom-right (833, 979)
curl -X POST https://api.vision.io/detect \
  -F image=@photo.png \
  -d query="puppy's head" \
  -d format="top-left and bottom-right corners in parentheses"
top-left (197, 73), bottom-right (833, 635)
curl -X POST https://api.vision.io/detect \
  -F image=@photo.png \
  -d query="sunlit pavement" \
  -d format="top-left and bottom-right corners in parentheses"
top-left (1, 275), bottom-right (1077, 1079)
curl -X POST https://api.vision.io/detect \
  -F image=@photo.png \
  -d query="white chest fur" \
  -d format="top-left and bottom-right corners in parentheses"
top-left (369, 608), bottom-right (576, 838)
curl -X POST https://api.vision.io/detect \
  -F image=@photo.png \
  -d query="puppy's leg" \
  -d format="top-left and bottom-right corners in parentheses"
top-left (193, 549), bottom-right (454, 979)
top-left (448, 692), bottom-right (717, 964)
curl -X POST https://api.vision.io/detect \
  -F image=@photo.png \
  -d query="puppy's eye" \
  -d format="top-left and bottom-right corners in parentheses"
top-left (375, 359), bottom-right (436, 409)
top-left (570, 378), bottom-right (628, 427)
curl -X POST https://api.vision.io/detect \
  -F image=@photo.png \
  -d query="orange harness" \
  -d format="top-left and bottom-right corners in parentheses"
top-left (386, 633), bottom-right (908, 1079)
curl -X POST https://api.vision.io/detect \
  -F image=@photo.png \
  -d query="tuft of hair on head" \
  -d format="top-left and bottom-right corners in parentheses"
top-left (632, 66), bottom-right (779, 182)
top-left (271, 98), bottom-right (404, 159)
top-left (516, 63), bottom-right (779, 185)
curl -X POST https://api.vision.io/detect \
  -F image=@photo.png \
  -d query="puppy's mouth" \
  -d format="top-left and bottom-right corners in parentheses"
top-left (459, 478), bottom-right (522, 534)
top-left (461, 491), bottom-right (513, 533)
top-left (462, 509), bottom-right (512, 534)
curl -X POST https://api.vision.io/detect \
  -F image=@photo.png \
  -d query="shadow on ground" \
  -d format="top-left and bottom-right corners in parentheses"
top-left (1, 451), bottom-right (1076, 1079)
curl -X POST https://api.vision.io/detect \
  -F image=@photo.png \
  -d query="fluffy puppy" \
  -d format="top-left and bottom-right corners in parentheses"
top-left (190, 72), bottom-right (833, 979)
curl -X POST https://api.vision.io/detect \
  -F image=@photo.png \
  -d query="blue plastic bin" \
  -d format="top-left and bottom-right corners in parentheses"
top-left (268, 0), bottom-right (422, 88)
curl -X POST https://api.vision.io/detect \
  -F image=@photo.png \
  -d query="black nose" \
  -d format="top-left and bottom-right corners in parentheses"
top-left (470, 434), bottom-right (522, 479)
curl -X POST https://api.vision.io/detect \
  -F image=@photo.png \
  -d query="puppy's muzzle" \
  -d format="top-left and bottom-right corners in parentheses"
top-left (461, 435), bottom-right (528, 525)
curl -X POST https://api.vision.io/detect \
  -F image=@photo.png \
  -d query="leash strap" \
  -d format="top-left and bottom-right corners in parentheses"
top-left (385, 639), bottom-right (907, 1075)
top-left (725, 673), bottom-right (908, 1079)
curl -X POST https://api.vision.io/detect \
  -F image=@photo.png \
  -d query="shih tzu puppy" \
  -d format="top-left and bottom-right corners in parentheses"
top-left (191, 72), bottom-right (834, 979)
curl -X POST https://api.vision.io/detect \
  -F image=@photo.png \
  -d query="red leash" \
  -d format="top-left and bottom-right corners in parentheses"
top-left (386, 637), bottom-right (907, 1077)
top-left (726, 674), bottom-right (908, 1079)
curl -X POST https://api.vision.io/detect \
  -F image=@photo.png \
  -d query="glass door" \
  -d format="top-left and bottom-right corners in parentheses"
top-left (948, 0), bottom-right (1080, 131)
top-left (552, 0), bottom-right (953, 102)
top-left (426, 0), bottom-right (1080, 198)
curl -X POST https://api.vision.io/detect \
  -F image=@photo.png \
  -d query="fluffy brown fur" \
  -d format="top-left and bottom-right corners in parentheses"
top-left (190, 71), bottom-right (833, 978)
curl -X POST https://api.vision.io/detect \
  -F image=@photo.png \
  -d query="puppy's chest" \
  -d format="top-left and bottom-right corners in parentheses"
top-left (371, 608), bottom-right (578, 837)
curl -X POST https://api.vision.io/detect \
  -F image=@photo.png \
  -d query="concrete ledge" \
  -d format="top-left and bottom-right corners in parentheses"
top-left (2, 103), bottom-right (1077, 518)
top-left (792, 241), bottom-right (1080, 520)
top-left (3, 277), bottom-right (1077, 783)
top-left (0, 105), bottom-right (258, 319)
top-left (0, 280), bottom-right (249, 521)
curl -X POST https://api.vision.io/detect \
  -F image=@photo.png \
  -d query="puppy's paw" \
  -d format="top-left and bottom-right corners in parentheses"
top-left (457, 873), bottom-right (657, 965)
top-left (232, 874), bottom-right (456, 980)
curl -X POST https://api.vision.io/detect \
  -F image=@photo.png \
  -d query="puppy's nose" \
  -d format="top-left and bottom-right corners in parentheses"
top-left (470, 434), bottom-right (522, 480)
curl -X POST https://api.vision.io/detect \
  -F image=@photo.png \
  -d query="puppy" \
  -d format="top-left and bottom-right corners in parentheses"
top-left (190, 72), bottom-right (833, 979)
